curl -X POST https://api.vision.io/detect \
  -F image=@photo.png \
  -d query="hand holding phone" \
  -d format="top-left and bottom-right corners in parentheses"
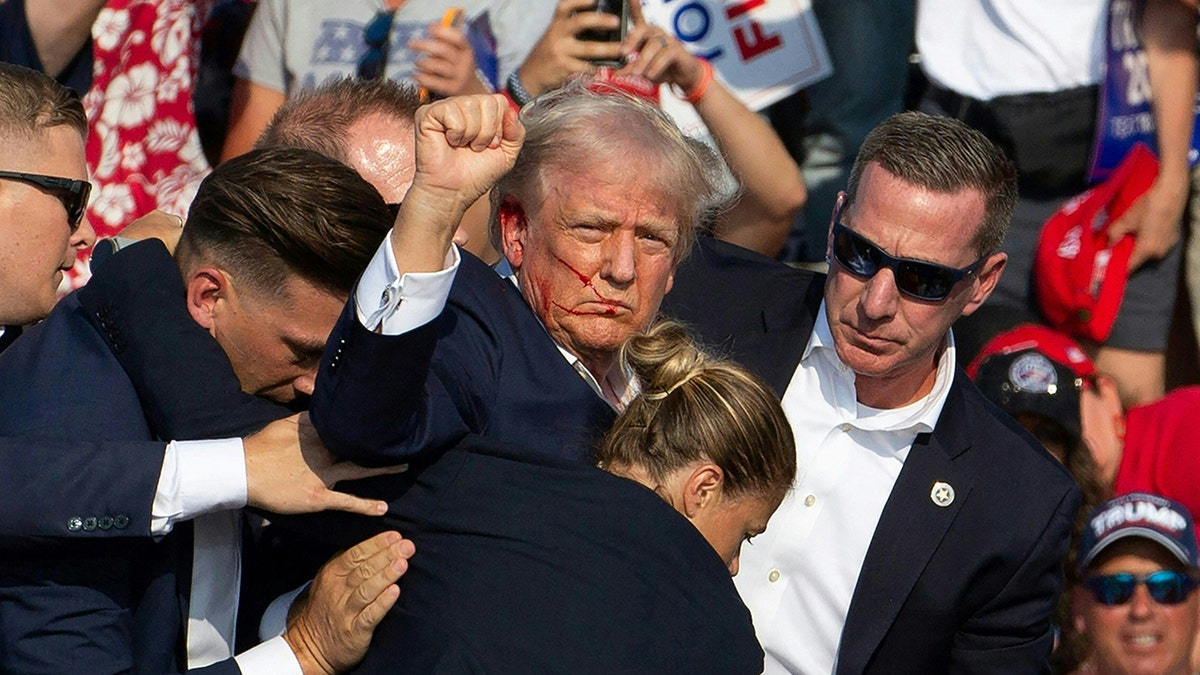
top-left (410, 7), bottom-right (491, 98)
top-left (576, 0), bottom-right (628, 46)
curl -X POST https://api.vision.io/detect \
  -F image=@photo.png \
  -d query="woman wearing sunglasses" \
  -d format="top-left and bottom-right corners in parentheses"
top-left (1071, 492), bottom-right (1200, 675)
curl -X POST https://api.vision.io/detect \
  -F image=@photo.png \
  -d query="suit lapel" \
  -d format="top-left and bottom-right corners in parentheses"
top-left (732, 275), bottom-right (824, 397)
top-left (836, 381), bottom-right (975, 675)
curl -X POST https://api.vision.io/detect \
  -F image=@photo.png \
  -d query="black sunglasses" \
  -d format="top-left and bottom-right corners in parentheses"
top-left (357, 10), bottom-right (397, 80)
top-left (0, 170), bottom-right (91, 231)
top-left (831, 211), bottom-right (985, 302)
top-left (1083, 570), bottom-right (1199, 606)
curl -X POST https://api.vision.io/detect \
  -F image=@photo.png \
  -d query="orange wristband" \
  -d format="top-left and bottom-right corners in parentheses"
top-left (679, 58), bottom-right (714, 104)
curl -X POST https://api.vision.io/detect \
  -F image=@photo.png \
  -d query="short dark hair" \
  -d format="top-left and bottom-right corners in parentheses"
top-left (255, 77), bottom-right (421, 161)
top-left (177, 146), bottom-right (391, 299)
top-left (847, 111), bottom-right (1017, 257)
top-left (0, 63), bottom-right (87, 142)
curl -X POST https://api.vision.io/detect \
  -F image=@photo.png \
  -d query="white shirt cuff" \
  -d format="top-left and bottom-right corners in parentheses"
top-left (354, 232), bottom-right (460, 334)
top-left (259, 582), bottom-right (310, 642)
top-left (150, 439), bottom-right (248, 536)
top-left (233, 636), bottom-right (303, 675)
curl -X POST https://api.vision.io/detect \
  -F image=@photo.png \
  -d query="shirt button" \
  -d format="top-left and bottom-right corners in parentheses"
top-left (804, 494), bottom-right (816, 507)
top-left (839, 423), bottom-right (852, 432)
top-left (768, 569), bottom-right (781, 583)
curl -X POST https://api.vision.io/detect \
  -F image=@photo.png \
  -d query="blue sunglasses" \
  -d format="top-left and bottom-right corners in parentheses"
top-left (1083, 570), bottom-right (1199, 606)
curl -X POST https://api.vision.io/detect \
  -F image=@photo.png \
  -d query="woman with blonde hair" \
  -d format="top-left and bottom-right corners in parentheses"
top-left (600, 319), bottom-right (796, 574)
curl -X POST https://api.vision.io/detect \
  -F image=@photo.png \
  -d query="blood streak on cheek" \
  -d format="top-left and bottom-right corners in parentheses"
top-left (534, 276), bottom-right (554, 317)
top-left (555, 256), bottom-right (594, 288)
top-left (554, 255), bottom-right (619, 304)
top-left (552, 302), bottom-right (616, 316)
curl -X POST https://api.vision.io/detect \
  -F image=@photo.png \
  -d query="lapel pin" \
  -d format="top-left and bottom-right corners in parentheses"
top-left (930, 481), bottom-right (955, 507)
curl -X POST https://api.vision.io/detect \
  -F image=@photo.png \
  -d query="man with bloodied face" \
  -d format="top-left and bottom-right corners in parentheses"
top-left (309, 84), bottom-right (720, 467)
top-left (303, 87), bottom-right (766, 673)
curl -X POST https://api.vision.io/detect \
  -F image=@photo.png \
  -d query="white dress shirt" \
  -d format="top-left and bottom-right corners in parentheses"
top-left (734, 302), bottom-right (958, 674)
top-left (151, 428), bottom-right (301, 672)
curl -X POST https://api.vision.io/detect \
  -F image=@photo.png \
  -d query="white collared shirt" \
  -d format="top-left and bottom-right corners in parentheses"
top-left (734, 302), bottom-right (957, 674)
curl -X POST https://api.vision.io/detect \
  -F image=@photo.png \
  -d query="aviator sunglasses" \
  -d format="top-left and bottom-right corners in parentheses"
top-left (1083, 570), bottom-right (1199, 606)
top-left (357, 9), bottom-right (397, 80)
top-left (0, 171), bottom-right (91, 231)
top-left (830, 204), bottom-right (986, 301)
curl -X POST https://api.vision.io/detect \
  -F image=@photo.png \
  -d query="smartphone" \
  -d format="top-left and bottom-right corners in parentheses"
top-left (576, 0), bottom-right (629, 64)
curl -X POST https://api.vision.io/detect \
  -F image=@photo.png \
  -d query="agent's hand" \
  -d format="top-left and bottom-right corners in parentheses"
top-left (116, 210), bottom-right (185, 253)
top-left (619, 0), bottom-right (702, 91)
top-left (284, 531), bottom-right (415, 675)
top-left (244, 413), bottom-right (405, 517)
top-left (516, 0), bottom-right (624, 97)
top-left (409, 24), bottom-right (491, 97)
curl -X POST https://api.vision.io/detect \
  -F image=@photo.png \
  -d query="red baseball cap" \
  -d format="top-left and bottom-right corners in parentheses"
top-left (967, 323), bottom-right (1096, 438)
top-left (1033, 143), bottom-right (1158, 343)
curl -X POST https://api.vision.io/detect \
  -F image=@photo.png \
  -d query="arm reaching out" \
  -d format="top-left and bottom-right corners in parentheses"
top-left (244, 413), bottom-right (405, 517)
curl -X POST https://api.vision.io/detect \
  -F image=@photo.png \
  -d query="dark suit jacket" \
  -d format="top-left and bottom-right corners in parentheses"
top-left (287, 436), bottom-right (764, 675)
top-left (311, 248), bottom-right (616, 467)
top-left (662, 237), bottom-right (1080, 674)
top-left (0, 240), bottom-right (285, 675)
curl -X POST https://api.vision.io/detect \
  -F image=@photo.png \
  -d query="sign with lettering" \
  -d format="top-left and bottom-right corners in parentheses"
top-left (1090, 0), bottom-right (1200, 182)
top-left (640, 0), bottom-right (832, 136)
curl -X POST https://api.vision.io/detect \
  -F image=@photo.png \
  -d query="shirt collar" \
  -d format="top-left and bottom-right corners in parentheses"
top-left (802, 301), bottom-right (956, 434)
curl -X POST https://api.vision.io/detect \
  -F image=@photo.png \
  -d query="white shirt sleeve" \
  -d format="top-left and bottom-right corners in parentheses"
top-left (151, 439), bottom-right (247, 536)
top-left (258, 583), bottom-right (311, 642)
top-left (354, 232), bottom-right (460, 335)
top-left (233, 636), bottom-right (303, 675)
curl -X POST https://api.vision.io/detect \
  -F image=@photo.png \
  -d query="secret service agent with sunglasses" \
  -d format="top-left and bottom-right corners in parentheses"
top-left (663, 110), bottom-right (1080, 674)
top-left (1073, 493), bottom-right (1200, 675)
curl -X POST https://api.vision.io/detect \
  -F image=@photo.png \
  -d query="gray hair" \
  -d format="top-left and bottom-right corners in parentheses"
top-left (490, 82), bottom-right (723, 263)
top-left (848, 111), bottom-right (1017, 257)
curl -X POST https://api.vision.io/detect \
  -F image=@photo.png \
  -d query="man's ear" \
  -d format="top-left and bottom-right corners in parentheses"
top-left (498, 195), bottom-right (528, 267)
top-left (1072, 585), bottom-right (1089, 637)
top-left (826, 191), bottom-right (847, 263)
top-left (681, 462), bottom-right (725, 519)
top-left (961, 252), bottom-right (1007, 317)
top-left (185, 266), bottom-right (231, 332)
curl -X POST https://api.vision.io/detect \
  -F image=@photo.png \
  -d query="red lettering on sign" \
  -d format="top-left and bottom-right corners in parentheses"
top-left (733, 20), bottom-right (782, 61)
top-left (725, 0), bottom-right (765, 20)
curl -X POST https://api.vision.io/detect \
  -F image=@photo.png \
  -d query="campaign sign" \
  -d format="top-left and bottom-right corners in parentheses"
top-left (640, 0), bottom-right (832, 136)
top-left (1090, 0), bottom-right (1200, 182)
top-left (466, 11), bottom-right (499, 92)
